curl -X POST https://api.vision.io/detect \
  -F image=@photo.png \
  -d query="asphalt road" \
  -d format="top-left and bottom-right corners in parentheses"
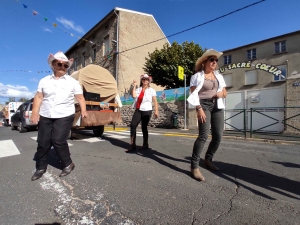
top-left (0, 125), bottom-right (299, 225)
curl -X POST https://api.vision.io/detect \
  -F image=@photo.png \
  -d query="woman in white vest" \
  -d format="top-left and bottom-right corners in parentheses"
top-left (126, 74), bottom-right (159, 152)
top-left (187, 49), bottom-right (227, 182)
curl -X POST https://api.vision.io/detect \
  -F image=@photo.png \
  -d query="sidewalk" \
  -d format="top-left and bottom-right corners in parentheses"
top-left (111, 125), bottom-right (300, 145)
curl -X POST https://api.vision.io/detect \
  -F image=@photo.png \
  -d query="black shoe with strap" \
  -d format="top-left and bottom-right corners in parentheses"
top-left (31, 169), bottom-right (46, 181)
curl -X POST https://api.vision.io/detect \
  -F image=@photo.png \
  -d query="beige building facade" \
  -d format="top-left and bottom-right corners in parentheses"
top-left (218, 30), bottom-right (300, 134)
top-left (65, 7), bottom-right (168, 96)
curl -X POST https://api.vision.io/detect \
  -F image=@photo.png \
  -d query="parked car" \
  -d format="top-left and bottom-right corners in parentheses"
top-left (11, 101), bottom-right (38, 133)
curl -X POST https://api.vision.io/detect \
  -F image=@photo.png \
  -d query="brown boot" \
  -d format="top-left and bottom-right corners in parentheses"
top-left (204, 159), bottom-right (219, 171)
top-left (126, 144), bottom-right (136, 152)
top-left (126, 135), bottom-right (136, 152)
top-left (191, 168), bottom-right (205, 181)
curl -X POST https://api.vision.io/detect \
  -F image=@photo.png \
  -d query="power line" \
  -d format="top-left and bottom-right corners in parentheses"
top-left (118, 0), bottom-right (266, 54)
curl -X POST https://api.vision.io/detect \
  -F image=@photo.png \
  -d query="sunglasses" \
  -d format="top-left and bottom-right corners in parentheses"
top-left (141, 78), bottom-right (149, 81)
top-left (209, 57), bottom-right (218, 63)
top-left (57, 62), bottom-right (69, 69)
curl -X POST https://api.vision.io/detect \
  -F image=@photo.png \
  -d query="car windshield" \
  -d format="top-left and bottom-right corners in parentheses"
top-left (29, 104), bottom-right (33, 111)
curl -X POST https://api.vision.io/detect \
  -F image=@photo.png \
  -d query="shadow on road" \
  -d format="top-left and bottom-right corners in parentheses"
top-left (211, 161), bottom-right (300, 200)
top-left (33, 148), bottom-right (64, 170)
top-left (270, 161), bottom-right (300, 168)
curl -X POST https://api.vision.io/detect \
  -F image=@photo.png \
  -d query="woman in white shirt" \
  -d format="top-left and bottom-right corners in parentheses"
top-left (126, 74), bottom-right (159, 152)
top-left (187, 49), bottom-right (227, 182)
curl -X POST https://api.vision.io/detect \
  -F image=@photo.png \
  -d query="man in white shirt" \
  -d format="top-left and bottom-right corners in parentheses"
top-left (31, 52), bottom-right (88, 181)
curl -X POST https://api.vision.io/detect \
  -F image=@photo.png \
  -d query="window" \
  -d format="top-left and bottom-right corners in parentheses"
top-left (82, 53), bottom-right (86, 67)
top-left (245, 70), bottom-right (257, 85)
top-left (224, 55), bottom-right (231, 65)
top-left (223, 74), bottom-right (233, 87)
top-left (103, 36), bottom-right (109, 56)
top-left (275, 41), bottom-right (286, 54)
top-left (247, 49), bottom-right (256, 60)
top-left (273, 65), bottom-right (287, 82)
top-left (74, 58), bottom-right (77, 71)
top-left (92, 48), bottom-right (96, 63)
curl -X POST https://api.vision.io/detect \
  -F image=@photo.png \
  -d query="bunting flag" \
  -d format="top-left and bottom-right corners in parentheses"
top-left (0, 70), bottom-right (51, 73)
top-left (15, 0), bottom-right (105, 49)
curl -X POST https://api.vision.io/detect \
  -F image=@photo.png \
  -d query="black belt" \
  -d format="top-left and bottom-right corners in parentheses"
top-left (201, 98), bottom-right (216, 103)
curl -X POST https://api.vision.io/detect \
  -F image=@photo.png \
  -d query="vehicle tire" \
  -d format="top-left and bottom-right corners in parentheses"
top-left (18, 122), bottom-right (27, 133)
top-left (93, 126), bottom-right (104, 137)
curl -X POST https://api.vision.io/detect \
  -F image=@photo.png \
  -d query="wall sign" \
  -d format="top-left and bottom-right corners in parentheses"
top-left (219, 61), bottom-right (285, 78)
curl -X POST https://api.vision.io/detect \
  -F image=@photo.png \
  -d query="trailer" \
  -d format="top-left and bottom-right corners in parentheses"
top-left (70, 64), bottom-right (122, 138)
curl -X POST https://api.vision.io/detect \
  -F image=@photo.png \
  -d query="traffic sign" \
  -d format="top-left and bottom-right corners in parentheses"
top-left (178, 66), bottom-right (184, 80)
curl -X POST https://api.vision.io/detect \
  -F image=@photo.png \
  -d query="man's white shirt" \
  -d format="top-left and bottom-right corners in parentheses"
top-left (37, 74), bottom-right (83, 118)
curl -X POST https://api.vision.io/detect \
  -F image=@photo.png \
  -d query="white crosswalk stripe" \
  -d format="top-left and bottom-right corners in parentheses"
top-left (30, 130), bottom-right (161, 144)
top-left (0, 140), bottom-right (20, 159)
top-left (31, 137), bottom-right (74, 146)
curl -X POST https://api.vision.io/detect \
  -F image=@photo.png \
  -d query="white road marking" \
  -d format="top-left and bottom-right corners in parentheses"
top-left (0, 140), bottom-right (20, 158)
top-left (121, 130), bottom-right (161, 135)
top-left (31, 137), bottom-right (73, 146)
top-left (80, 137), bottom-right (105, 143)
top-left (31, 130), bottom-right (160, 144)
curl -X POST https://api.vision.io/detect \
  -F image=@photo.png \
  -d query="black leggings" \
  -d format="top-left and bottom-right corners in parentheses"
top-left (130, 109), bottom-right (152, 145)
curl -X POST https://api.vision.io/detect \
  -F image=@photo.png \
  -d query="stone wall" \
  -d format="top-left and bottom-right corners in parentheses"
top-left (119, 101), bottom-right (187, 129)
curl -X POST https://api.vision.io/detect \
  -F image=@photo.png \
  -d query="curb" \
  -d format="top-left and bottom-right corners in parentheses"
top-left (104, 126), bottom-right (299, 146)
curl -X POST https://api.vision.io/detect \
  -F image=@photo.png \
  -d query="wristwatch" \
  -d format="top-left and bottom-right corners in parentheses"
top-left (196, 106), bottom-right (202, 111)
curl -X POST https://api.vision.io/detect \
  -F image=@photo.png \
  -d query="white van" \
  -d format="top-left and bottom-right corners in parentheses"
top-left (3, 102), bottom-right (23, 126)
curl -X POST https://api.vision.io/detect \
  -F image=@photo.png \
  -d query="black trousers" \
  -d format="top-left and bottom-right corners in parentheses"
top-left (130, 109), bottom-right (152, 145)
top-left (35, 114), bottom-right (75, 170)
top-left (191, 99), bottom-right (224, 169)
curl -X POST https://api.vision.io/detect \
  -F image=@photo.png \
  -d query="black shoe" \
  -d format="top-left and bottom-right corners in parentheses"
top-left (31, 169), bottom-right (46, 181)
top-left (59, 163), bottom-right (75, 177)
top-left (139, 143), bottom-right (149, 151)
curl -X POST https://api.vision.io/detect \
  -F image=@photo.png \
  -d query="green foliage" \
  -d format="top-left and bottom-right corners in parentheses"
top-left (143, 41), bottom-right (205, 89)
top-left (19, 97), bottom-right (30, 102)
top-left (5, 97), bottom-right (16, 105)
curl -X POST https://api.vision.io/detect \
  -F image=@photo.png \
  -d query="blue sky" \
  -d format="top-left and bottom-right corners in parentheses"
top-left (0, 0), bottom-right (299, 104)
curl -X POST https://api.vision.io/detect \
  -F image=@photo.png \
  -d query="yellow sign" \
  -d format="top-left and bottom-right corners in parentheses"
top-left (178, 66), bottom-right (184, 80)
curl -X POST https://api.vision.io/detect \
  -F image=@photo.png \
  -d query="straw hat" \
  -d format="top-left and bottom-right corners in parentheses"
top-left (47, 51), bottom-right (74, 70)
top-left (195, 49), bottom-right (223, 70)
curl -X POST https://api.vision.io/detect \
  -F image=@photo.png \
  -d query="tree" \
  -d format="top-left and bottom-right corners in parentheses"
top-left (19, 97), bottom-right (30, 102)
top-left (5, 97), bottom-right (15, 105)
top-left (143, 41), bottom-right (205, 89)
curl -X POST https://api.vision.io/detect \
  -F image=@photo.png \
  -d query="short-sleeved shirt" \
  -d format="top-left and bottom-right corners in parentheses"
top-left (37, 74), bottom-right (83, 118)
top-left (133, 87), bottom-right (157, 111)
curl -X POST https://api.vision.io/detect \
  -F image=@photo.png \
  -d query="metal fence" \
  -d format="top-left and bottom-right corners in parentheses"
top-left (224, 107), bottom-right (300, 141)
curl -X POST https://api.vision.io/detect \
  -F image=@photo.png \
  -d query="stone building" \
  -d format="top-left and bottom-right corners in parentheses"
top-left (65, 7), bottom-right (169, 95)
top-left (189, 30), bottom-right (300, 133)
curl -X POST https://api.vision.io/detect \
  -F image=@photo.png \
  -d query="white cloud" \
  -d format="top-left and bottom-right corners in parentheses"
top-left (44, 28), bottom-right (53, 33)
top-left (56, 17), bottom-right (85, 34)
top-left (0, 83), bottom-right (35, 98)
top-left (30, 78), bottom-right (39, 82)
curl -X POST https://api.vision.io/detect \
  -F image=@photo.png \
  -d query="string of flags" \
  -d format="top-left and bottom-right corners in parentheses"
top-left (0, 70), bottom-right (51, 73)
top-left (14, 0), bottom-right (101, 48)
top-left (12, 0), bottom-right (132, 66)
